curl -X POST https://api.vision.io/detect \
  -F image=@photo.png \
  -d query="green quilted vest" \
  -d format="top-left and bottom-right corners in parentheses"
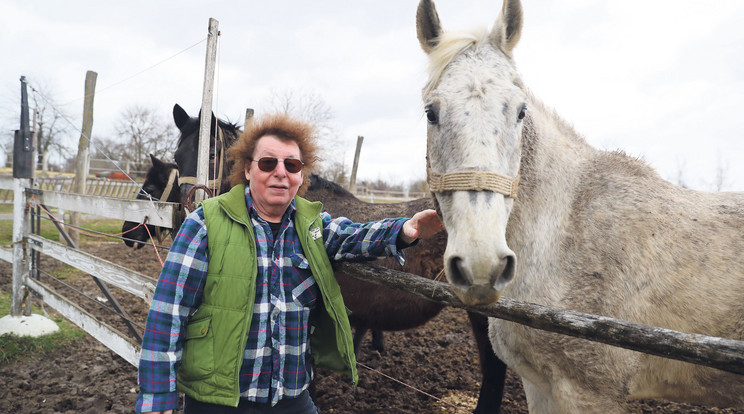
top-left (176, 184), bottom-right (358, 407)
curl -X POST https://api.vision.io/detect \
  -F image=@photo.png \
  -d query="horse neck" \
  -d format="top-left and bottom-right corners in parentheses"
top-left (510, 97), bottom-right (596, 242)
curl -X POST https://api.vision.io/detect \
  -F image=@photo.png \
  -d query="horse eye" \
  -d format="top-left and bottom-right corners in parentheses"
top-left (518, 105), bottom-right (527, 121)
top-left (425, 107), bottom-right (439, 125)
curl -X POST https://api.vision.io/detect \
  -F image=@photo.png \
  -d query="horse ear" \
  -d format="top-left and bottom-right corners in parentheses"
top-left (173, 104), bottom-right (190, 130)
top-left (489, 0), bottom-right (523, 56)
top-left (417, 0), bottom-right (443, 54)
top-left (150, 153), bottom-right (163, 167)
top-left (196, 109), bottom-right (219, 135)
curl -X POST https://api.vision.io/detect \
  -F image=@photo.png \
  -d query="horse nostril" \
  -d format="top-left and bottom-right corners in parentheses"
top-left (493, 255), bottom-right (516, 288)
top-left (447, 256), bottom-right (473, 287)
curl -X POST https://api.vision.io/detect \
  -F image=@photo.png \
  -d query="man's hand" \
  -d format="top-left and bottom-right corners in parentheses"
top-left (401, 209), bottom-right (444, 244)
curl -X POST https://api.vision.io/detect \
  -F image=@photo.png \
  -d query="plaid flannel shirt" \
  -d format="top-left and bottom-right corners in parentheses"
top-left (136, 188), bottom-right (407, 413)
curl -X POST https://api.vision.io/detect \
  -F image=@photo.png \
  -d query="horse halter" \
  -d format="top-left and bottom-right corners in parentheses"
top-left (427, 168), bottom-right (519, 198)
top-left (177, 125), bottom-right (226, 196)
top-left (160, 168), bottom-right (179, 205)
top-left (151, 168), bottom-right (179, 244)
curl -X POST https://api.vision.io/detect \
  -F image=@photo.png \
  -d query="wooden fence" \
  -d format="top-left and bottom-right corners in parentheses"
top-left (0, 176), bottom-right (142, 203)
top-left (0, 174), bottom-right (178, 366)
top-left (1, 172), bottom-right (743, 374)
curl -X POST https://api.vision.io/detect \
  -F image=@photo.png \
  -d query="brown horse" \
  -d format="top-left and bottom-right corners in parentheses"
top-left (304, 174), bottom-right (506, 413)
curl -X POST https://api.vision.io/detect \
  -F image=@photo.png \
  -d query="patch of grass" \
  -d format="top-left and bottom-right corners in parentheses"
top-left (0, 325), bottom-right (87, 364)
top-left (48, 264), bottom-right (86, 280)
top-left (0, 291), bottom-right (87, 364)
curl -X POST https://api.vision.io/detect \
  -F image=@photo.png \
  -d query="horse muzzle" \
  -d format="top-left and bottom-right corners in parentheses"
top-left (445, 247), bottom-right (516, 306)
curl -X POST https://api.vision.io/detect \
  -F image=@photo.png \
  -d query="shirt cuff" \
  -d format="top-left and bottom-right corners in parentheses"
top-left (386, 220), bottom-right (410, 266)
top-left (136, 391), bottom-right (179, 413)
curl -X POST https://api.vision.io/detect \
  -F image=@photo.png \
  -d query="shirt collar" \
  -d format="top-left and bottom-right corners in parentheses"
top-left (244, 186), bottom-right (297, 224)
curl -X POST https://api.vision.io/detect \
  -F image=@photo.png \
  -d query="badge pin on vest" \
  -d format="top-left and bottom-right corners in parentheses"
top-left (310, 227), bottom-right (322, 240)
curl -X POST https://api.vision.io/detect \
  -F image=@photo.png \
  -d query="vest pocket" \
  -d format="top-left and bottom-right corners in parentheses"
top-left (180, 316), bottom-right (215, 380)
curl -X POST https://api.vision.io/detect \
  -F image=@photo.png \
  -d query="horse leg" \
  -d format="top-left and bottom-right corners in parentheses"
top-left (370, 330), bottom-right (385, 353)
top-left (352, 326), bottom-right (386, 354)
top-left (353, 326), bottom-right (369, 354)
top-left (467, 311), bottom-right (507, 414)
top-left (522, 379), bottom-right (556, 414)
top-left (524, 376), bottom-right (626, 414)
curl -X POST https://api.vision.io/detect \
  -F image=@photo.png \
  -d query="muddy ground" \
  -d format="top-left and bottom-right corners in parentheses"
top-left (0, 241), bottom-right (741, 413)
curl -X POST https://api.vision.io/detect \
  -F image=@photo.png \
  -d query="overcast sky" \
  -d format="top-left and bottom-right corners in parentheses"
top-left (2, 0), bottom-right (743, 191)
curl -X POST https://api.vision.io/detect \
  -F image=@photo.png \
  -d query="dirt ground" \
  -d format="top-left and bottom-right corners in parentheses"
top-left (1, 241), bottom-right (742, 414)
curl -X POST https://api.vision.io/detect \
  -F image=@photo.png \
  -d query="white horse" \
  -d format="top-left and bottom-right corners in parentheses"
top-left (416, 0), bottom-right (744, 412)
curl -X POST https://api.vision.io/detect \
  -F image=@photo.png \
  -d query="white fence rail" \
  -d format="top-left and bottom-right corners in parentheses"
top-left (0, 174), bottom-right (177, 366)
top-left (0, 176), bottom-right (143, 203)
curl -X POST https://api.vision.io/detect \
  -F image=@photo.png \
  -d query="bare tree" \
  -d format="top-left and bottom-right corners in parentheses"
top-left (265, 88), bottom-right (348, 183)
top-left (29, 82), bottom-right (74, 173)
top-left (112, 105), bottom-right (174, 171)
top-left (711, 152), bottom-right (732, 191)
top-left (673, 157), bottom-right (689, 189)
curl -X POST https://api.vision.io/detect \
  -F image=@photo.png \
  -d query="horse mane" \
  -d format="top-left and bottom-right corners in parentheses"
top-left (176, 116), bottom-right (242, 147)
top-left (219, 119), bottom-right (242, 145)
top-left (424, 27), bottom-right (489, 96)
top-left (308, 174), bottom-right (354, 197)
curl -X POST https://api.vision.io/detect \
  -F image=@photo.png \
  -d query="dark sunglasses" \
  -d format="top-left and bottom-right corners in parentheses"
top-left (251, 156), bottom-right (304, 174)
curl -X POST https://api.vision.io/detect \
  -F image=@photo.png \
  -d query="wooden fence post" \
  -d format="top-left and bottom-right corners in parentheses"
top-left (10, 76), bottom-right (33, 316)
top-left (10, 178), bottom-right (30, 316)
top-left (195, 18), bottom-right (219, 205)
top-left (71, 70), bottom-right (97, 246)
top-left (245, 108), bottom-right (254, 130)
top-left (349, 135), bottom-right (363, 193)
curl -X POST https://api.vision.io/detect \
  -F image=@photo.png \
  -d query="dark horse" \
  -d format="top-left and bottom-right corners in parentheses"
top-left (121, 154), bottom-right (180, 249)
top-left (172, 104), bottom-right (241, 208)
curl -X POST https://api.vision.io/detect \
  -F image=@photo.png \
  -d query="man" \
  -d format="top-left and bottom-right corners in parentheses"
top-left (136, 113), bottom-right (443, 413)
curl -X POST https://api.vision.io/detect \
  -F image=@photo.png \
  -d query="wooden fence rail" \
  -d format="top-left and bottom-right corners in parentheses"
top-left (337, 262), bottom-right (744, 376)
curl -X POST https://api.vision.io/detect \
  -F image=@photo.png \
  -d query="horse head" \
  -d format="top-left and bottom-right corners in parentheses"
top-left (172, 103), bottom-right (241, 210)
top-left (417, 0), bottom-right (525, 305)
top-left (122, 154), bottom-right (181, 249)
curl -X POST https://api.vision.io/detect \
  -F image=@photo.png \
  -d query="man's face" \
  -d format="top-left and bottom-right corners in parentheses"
top-left (245, 135), bottom-right (303, 221)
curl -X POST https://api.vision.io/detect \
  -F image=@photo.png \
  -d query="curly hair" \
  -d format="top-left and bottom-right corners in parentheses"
top-left (227, 113), bottom-right (320, 195)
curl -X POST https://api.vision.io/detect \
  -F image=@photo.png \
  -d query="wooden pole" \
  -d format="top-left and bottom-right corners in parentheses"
top-left (70, 70), bottom-right (97, 246)
top-left (195, 18), bottom-right (219, 205)
top-left (244, 108), bottom-right (254, 130)
top-left (10, 178), bottom-right (30, 316)
top-left (349, 135), bottom-right (363, 193)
